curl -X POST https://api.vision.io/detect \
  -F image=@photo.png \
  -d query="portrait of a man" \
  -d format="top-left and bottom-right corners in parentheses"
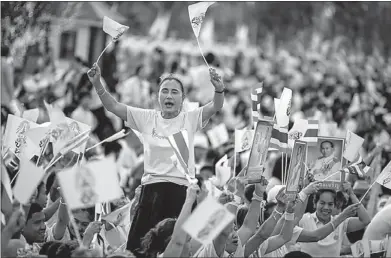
top-left (306, 137), bottom-right (344, 181)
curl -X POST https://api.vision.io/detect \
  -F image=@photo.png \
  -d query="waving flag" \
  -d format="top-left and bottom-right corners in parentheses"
top-left (188, 2), bottom-right (215, 38)
top-left (58, 158), bottom-right (122, 210)
top-left (188, 2), bottom-right (215, 67)
top-left (251, 82), bottom-right (263, 128)
top-left (376, 161), bottom-right (391, 190)
top-left (103, 16), bottom-right (129, 40)
top-left (3, 115), bottom-right (38, 158)
top-left (168, 130), bottom-right (190, 175)
top-left (276, 88), bottom-right (292, 128)
top-left (58, 129), bottom-right (91, 156)
top-left (342, 156), bottom-right (372, 178)
top-left (343, 130), bottom-right (364, 162)
top-left (13, 155), bottom-right (45, 205)
top-left (235, 129), bottom-right (254, 153)
top-left (269, 124), bottom-right (288, 153)
top-left (302, 120), bottom-right (319, 146)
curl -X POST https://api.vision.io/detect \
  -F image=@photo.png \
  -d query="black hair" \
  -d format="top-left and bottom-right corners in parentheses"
top-left (320, 140), bottom-right (334, 149)
top-left (313, 189), bottom-right (337, 206)
top-left (138, 218), bottom-right (176, 257)
top-left (37, 181), bottom-right (45, 195)
top-left (79, 207), bottom-right (96, 222)
top-left (284, 251), bottom-right (313, 258)
top-left (46, 173), bottom-right (56, 196)
top-left (205, 53), bottom-right (215, 65)
top-left (244, 185), bottom-right (255, 203)
top-left (40, 241), bottom-right (61, 255)
top-left (47, 241), bottom-right (63, 258)
top-left (236, 205), bottom-right (249, 228)
top-left (26, 203), bottom-right (43, 222)
top-left (157, 74), bottom-right (185, 95)
top-left (56, 241), bottom-right (80, 258)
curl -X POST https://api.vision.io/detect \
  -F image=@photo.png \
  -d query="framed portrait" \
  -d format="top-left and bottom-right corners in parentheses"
top-left (286, 140), bottom-right (307, 200)
top-left (306, 137), bottom-right (346, 183)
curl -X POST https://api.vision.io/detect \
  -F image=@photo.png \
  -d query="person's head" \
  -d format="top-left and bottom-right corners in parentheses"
top-left (205, 53), bottom-right (216, 66)
top-left (40, 241), bottom-right (61, 255)
top-left (46, 241), bottom-right (64, 258)
top-left (157, 74), bottom-right (185, 118)
top-left (22, 203), bottom-right (46, 244)
top-left (320, 141), bottom-right (334, 158)
top-left (138, 218), bottom-right (176, 257)
top-left (55, 241), bottom-right (80, 258)
top-left (225, 205), bottom-right (248, 254)
top-left (314, 189), bottom-right (337, 221)
top-left (284, 251), bottom-right (313, 258)
top-left (195, 174), bottom-right (208, 204)
top-left (199, 165), bottom-right (215, 181)
top-left (69, 207), bottom-right (95, 238)
top-left (36, 181), bottom-right (48, 208)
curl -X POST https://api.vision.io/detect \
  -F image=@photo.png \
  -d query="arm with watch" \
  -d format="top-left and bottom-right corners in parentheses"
top-left (237, 177), bottom-right (268, 246)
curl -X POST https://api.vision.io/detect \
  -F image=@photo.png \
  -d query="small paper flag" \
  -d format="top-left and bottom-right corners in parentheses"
top-left (103, 16), bottom-right (129, 40)
top-left (188, 2), bottom-right (215, 38)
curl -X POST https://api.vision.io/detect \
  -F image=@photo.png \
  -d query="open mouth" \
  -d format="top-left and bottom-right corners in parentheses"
top-left (165, 101), bottom-right (174, 108)
top-left (321, 210), bottom-right (331, 216)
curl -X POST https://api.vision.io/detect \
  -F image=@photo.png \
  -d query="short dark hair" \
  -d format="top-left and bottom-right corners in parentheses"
top-left (320, 140), bottom-right (334, 149)
top-left (157, 74), bottom-right (185, 95)
top-left (27, 203), bottom-right (43, 222)
top-left (313, 189), bottom-right (337, 206)
top-left (284, 251), bottom-right (313, 258)
top-left (236, 205), bottom-right (248, 228)
top-left (244, 185), bottom-right (255, 203)
top-left (1, 46), bottom-right (10, 57)
top-left (205, 53), bottom-right (215, 65)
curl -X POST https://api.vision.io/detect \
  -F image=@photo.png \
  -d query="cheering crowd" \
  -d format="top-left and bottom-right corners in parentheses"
top-left (2, 14), bottom-right (391, 258)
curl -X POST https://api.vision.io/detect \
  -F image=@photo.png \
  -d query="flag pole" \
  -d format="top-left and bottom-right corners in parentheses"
top-left (196, 37), bottom-right (210, 68)
top-left (359, 180), bottom-right (377, 203)
top-left (281, 153), bottom-right (285, 185)
top-left (96, 40), bottom-right (113, 65)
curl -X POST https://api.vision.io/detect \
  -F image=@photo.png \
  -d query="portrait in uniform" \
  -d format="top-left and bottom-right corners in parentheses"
top-left (306, 137), bottom-right (345, 181)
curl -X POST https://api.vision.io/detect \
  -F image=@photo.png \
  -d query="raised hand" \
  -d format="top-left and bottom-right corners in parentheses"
top-left (209, 68), bottom-right (224, 91)
top-left (255, 176), bottom-right (268, 196)
top-left (5, 209), bottom-right (26, 234)
top-left (186, 184), bottom-right (200, 202)
top-left (341, 203), bottom-right (360, 219)
top-left (84, 221), bottom-right (103, 237)
top-left (87, 63), bottom-right (101, 83)
top-left (341, 182), bottom-right (354, 196)
top-left (275, 187), bottom-right (288, 206)
top-left (302, 181), bottom-right (321, 195)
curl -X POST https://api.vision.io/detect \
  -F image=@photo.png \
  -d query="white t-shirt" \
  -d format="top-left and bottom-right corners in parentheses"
top-left (46, 223), bottom-right (72, 242)
top-left (125, 106), bottom-right (207, 186)
top-left (298, 212), bottom-right (352, 257)
top-left (363, 204), bottom-right (391, 240)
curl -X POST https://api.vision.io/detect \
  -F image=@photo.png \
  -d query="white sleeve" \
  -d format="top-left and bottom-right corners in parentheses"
top-left (187, 107), bottom-right (208, 133)
top-left (125, 106), bottom-right (154, 133)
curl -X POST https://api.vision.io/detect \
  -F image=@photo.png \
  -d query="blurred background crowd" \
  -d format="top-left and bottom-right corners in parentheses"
top-left (1, 2), bottom-right (391, 255)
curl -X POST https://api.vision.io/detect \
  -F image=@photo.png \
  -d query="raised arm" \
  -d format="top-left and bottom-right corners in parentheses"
top-left (87, 64), bottom-right (127, 121)
top-left (342, 183), bottom-right (371, 232)
top-left (52, 197), bottom-right (69, 240)
top-left (164, 184), bottom-right (199, 258)
top-left (201, 68), bottom-right (225, 123)
top-left (244, 194), bottom-right (286, 257)
top-left (237, 177), bottom-right (268, 245)
top-left (297, 203), bottom-right (360, 242)
top-left (43, 198), bottom-right (60, 222)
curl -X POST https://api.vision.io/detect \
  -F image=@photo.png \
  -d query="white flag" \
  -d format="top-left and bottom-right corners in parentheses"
top-left (57, 159), bottom-right (123, 210)
top-left (207, 124), bottom-right (229, 149)
top-left (234, 129), bottom-right (254, 153)
top-left (22, 108), bottom-right (40, 123)
top-left (287, 118), bottom-right (307, 148)
top-left (376, 161), bottom-right (391, 190)
top-left (188, 2), bottom-right (215, 38)
top-left (103, 16), bottom-right (129, 39)
top-left (3, 115), bottom-right (38, 158)
top-left (13, 156), bottom-right (45, 205)
top-left (276, 88), bottom-right (292, 128)
top-left (343, 130), bottom-right (364, 162)
top-left (182, 196), bottom-right (234, 245)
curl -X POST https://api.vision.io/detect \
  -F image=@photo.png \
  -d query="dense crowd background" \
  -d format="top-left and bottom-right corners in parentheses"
top-left (1, 1), bottom-right (391, 258)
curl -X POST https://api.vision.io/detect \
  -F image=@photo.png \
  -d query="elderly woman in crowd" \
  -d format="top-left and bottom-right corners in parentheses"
top-left (87, 63), bottom-right (225, 255)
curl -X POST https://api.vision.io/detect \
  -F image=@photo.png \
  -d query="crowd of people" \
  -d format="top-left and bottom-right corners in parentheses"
top-left (1, 28), bottom-right (391, 258)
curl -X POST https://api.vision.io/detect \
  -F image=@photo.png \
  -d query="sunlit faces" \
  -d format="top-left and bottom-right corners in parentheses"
top-left (158, 80), bottom-right (184, 116)
top-left (320, 141), bottom-right (334, 158)
top-left (23, 212), bottom-right (46, 244)
top-left (315, 191), bottom-right (336, 221)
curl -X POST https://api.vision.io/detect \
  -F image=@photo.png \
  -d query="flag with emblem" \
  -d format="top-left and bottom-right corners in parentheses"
top-left (103, 16), bottom-right (129, 39)
top-left (235, 128), bottom-right (254, 153)
top-left (251, 82), bottom-right (263, 128)
top-left (168, 130), bottom-right (190, 175)
top-left (376, 161), bottom-right (391, 190)
top-left (342, 156), bottom-right (372, 179)
top-left (275, 88), bottom-right (292, 128)
top-left (188, 2), bottom-right (215, 38)
top-left (302, 120), bottom-right (319, 146)
top-left (269, 124), bottom-right (288, 153)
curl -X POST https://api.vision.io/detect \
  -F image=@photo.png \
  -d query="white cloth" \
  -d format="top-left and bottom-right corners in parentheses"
top-left (125, 106), bottom-right (207, 186)
top-left (46, 223), bottom-right (72, 242)
top-left (363, 204), bottom-right (391, 240)
top-left (311, 154), bottom-right (341, 181)
top-left (298, 212), bottom-right (352, 257)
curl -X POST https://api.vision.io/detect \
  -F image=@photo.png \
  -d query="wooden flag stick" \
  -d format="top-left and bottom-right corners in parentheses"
top-left (359, 180), bottom-right (377, 203)
top-left (196, 37), bottom-right (210, 68)
top-left (96, 41), bottom-right (113, 65)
